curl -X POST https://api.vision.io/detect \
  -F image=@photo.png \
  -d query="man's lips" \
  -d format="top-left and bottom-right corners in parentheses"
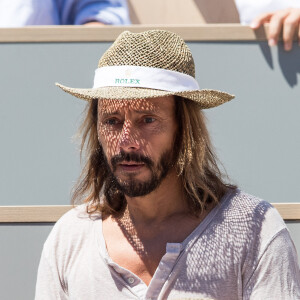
top-left (117, 162), bottom-right (145, 172)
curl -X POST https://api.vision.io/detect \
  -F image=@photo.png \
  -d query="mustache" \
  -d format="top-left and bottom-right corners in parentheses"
top-left (110, 151), bottom-right (154, 171)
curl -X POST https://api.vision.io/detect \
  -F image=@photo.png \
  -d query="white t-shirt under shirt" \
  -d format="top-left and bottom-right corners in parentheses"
top-left (35, 190), bottom-right (300, 299)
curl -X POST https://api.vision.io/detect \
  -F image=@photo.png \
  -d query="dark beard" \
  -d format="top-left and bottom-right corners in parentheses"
top-left (106, 150), bottom-right (174, 197)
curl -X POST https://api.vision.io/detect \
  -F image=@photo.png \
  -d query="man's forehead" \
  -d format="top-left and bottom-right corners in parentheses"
top-left (98, 97), bottom-right (174, 114)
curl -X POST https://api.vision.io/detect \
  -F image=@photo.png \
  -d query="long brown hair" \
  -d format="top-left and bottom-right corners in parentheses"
top-left (71, 96), bottom-right (235, 216)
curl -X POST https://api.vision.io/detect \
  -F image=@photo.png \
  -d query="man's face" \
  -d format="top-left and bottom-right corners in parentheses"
top-left (97, 96), bottom-right (178, 197)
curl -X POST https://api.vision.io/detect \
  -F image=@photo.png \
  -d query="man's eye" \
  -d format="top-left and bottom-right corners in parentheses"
top-left (105, 118), bottom-right (119, 125)
top-left (144, 117), bottom-right (156, 124)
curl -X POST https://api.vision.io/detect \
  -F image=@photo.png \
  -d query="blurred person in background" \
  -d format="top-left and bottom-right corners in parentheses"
top-left (236, 0), bottom-right (300, 51)
top-left (0, 0), bottom-right (130, 26)
top-left (126, 0), bottom-right (300, 51)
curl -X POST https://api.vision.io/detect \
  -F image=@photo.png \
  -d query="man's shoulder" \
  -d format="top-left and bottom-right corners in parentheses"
top-left (43, 203), bottom-right (101, 253)
top-left (226, 189), bottom-right (265, 208)
top-left (204, 190), bottom-right (288, 262)
top-left (220, 189), bottom-right (286, 234)
top-left (225, 189), bottom-right (280, 215)
top-left (56, 203), bottom-right (100, 225)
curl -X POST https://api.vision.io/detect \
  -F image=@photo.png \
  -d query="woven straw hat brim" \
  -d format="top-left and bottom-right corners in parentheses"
top-left (56, 83), bottom-right (234, 109)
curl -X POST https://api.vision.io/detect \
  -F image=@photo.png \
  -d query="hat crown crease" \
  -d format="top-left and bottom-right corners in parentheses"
top-left (97, 30), bottom-right (196, 78)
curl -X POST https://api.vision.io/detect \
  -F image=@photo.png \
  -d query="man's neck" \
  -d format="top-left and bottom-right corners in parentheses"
top-left (102, 171), bottom-right (213, 284)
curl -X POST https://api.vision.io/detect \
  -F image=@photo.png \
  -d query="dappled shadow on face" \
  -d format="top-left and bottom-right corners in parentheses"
top-left (97, 98), bottom-right (155, 161)
top-left (98, 96), bottom-right (179, 266)
top-left (97, 97), bottom-right (177, 199)
top-left (105, 149), bottom-right (174, 198)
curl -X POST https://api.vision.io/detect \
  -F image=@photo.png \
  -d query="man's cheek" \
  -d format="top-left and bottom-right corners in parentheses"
top-left (99, 133), bottom-right (119, 155)
top-left (101, 143), bottom-right (119, 166)
top-left (105, 141), bottom-right (120, 159)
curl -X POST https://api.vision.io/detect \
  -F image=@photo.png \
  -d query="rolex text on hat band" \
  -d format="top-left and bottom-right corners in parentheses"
top-left (93, 66), bottom-right (200, 92)
top-left (57, 30), bottom-right (234, 108)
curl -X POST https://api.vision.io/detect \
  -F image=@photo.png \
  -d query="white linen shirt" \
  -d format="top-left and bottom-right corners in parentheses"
top-left (35, 190), bottom-right (300, 299)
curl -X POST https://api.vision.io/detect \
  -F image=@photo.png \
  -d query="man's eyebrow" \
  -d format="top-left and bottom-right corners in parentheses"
top-left (133, 109), bottom-right (157, 114)
top-left (100, 108), bottom-right (158, 117)
top-left (99, 110), bottom-right (120, 118)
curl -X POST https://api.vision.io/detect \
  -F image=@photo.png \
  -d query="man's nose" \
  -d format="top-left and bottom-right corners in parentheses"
top-left (118, 120), bottom-right (140, 151)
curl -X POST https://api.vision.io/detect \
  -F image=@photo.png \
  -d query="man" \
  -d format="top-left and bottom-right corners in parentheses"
top-left (35, 30), bottom-right (300, 299)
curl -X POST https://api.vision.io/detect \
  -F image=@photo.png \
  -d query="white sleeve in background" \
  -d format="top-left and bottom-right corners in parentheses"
top-left (235, 0), bottom-right (300, 24)
top-left (61, 0), bottom-right (131, 25)
top-left (0, 0), bottom-right (130, 26)
top-left (0, 0), bottom-right (59, 26)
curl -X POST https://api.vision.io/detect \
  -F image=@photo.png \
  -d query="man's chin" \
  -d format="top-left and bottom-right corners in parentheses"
top-left (113, 177), bottom-right (161, 198)
top-left (108, 150), bottom-right (174, 197)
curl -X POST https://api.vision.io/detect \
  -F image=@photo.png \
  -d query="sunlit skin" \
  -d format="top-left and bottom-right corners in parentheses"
top-left (98, 96), bottom-right (213, 285)
top-left (97, 97), bottom-right (177, 189)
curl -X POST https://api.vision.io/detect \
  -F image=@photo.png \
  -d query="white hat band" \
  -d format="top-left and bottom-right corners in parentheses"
top-left (93, 66), bottom-right (200, 92)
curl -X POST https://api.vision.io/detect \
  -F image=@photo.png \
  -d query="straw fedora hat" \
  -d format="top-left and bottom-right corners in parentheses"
top-left (56, 30), bottom-right (234, 109)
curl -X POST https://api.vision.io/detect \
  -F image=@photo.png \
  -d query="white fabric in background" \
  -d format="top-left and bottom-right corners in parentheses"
top-left (0, 0), bottom-right (130, 26)
top-left (235, 0), bottom-right (300, 24)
